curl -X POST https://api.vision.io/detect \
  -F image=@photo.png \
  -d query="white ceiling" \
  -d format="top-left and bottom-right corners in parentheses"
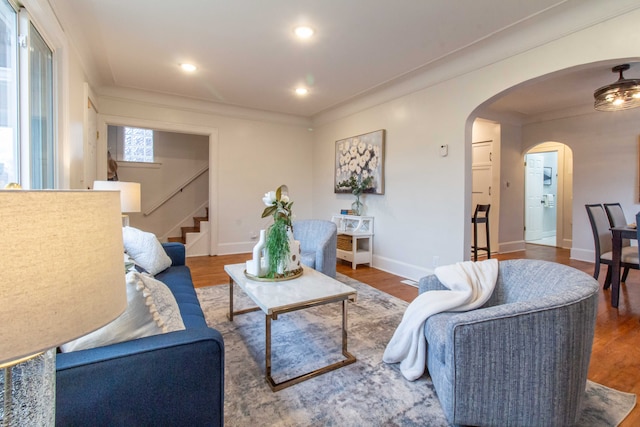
top-left (47, 0), bottom-right (640, 118)
top-left (485, 63), bottom-right (640, 118)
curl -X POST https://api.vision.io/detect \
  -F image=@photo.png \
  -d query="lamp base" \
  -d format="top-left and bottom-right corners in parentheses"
top-left (0, 348), bottom-right (56, 426)
top-left (122, 214), bottom-right (130, 227)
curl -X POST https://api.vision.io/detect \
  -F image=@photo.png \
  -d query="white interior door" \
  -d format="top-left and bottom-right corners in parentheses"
top-left (472, 141), bottom-right (494, 252)
top-left (525, 153), bottom-right (544, 241)
top-left (472, 165), bottom-right (492, 247)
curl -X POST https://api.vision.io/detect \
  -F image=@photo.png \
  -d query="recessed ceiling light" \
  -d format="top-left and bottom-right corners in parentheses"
top-left (180, 63), bottom-right (197, 72)
top-left (295, 87), bottom-right (309, 96)
top-left (294, 26), bottom-right (314, 39)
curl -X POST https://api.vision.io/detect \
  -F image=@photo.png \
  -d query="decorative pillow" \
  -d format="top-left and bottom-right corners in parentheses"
top-left (122, 226), bottom-right (172, 275)
top-left (60, 272), bottom-right (164, 353)
top-left (138, 273), bottom-right (185, 332)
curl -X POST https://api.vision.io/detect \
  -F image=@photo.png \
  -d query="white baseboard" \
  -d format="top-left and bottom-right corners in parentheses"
top-left (571, 248), bottom-right (594, 263)
top-left (498, 240), bottom-right (526, 253)
top-left (217, 241), bottom-right (255, 255)
top-left (371, 255), bottom-right (432, 282)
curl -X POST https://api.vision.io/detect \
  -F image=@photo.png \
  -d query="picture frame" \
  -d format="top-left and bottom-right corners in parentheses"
top-left (543, 167), bottom-right (552, 186)
top-left (334, 129), bottom-right (385, 195)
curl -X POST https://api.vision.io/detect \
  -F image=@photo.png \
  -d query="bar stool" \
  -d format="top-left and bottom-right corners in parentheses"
top-left (472, 204), bottom-right (491, 261)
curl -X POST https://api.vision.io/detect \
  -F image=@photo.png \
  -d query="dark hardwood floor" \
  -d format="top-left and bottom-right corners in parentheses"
top-left (186, 244), bottom-right (640, 426)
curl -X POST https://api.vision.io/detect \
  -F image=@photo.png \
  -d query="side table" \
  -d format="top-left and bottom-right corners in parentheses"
top-left (331, 215), bottom-right (374, 269)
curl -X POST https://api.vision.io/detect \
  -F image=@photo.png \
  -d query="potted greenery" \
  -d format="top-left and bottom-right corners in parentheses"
top-left (260, 185), bottom-right (301, 279)
top-left (336, 174), bottom-right (373, 215)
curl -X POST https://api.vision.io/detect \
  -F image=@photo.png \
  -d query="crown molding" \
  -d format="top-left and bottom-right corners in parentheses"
top-left (311, 0), bottom-right (640, 127)
top-left (97, 86), bottom-right (313, 128)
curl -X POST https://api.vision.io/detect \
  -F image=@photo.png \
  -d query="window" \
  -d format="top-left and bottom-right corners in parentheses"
top-left (28, 22), bottom-right (54, 188)
top-left (0, 0), bottom-right (55, 189)
top-left (123, 127), bottom-right (154, 162)
top-left (0, 0), bottom-right (18, 187)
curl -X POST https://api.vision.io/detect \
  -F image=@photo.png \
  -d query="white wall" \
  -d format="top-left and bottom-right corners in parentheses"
top-left (496, 121), bottom-right (525, 253)
top-left (522, 108), bottom-right (640, 262)
top-left (110, 127), bottom-right (210, 238)
top-left (312, 9), bottom-right (640, 280)
top-left (66, 50), bottom-right (90, 189)
top-left (97, 94), bottom-right (314, 255)
top-left (41, 0), bottom-right (640, 278)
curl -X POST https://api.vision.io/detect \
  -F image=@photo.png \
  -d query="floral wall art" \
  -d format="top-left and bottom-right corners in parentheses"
top-left (335, 129), bottom-right (385, 195)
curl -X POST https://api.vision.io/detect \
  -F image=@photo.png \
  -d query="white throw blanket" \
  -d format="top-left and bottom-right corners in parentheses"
top-left (383, 259), bottom-right (499, 381)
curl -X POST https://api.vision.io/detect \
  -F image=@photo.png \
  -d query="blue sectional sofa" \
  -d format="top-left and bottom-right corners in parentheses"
top-left (56, 242), bottom-right (224, 426)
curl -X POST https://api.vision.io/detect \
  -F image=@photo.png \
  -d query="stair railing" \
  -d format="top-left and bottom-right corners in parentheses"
top-left (144, 165), bottom-right (209, 216)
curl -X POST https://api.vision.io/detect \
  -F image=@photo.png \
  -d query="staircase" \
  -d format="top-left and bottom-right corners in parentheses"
top-left (168, 208), bottom-right (208, 244)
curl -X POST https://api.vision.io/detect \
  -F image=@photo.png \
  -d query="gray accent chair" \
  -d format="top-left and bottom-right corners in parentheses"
top-left (419, 259), bottom-right (599, 427)
top-left (292, 219), bottom-right (337, 278)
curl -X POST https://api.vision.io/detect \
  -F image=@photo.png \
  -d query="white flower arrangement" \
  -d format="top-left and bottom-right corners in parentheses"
top-left (336, 137), bottom-right (380, 191)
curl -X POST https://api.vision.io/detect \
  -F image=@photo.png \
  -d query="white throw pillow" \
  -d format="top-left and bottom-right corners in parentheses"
top-left (60, 272), bottom-right (164, 353)
top-left (122, 226), bottom-right (172, 275)
top-left (138, 273), bottom-right (185, 333)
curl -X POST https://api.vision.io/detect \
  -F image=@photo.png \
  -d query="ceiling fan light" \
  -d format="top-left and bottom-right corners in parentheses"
top-left (594, 64), bottom-right (640, 111)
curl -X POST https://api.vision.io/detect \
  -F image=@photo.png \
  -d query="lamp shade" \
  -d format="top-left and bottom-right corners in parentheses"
top-left (93, 181), bottom-right (141, 213)
top-left (0, 191), bottom-right (127, 366)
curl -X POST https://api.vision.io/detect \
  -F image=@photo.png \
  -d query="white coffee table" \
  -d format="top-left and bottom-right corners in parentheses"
top-left (224, 263), bottom-right (357, 391)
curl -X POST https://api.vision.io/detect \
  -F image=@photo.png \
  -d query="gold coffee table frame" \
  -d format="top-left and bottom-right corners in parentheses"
top-left (225, 264), bottom-right (357, 392)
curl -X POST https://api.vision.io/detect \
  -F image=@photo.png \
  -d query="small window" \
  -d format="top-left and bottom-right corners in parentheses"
top-left (123, 127), bottom-right (154, 162)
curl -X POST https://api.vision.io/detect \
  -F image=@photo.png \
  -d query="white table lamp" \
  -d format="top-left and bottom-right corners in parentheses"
top-left (0, 190), bottom-right (127, 425)
top-left (93, 181), bottom-right (141, 226)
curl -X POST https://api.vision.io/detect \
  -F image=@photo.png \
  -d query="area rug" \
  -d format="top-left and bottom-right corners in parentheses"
top-left (196, 273), bottom-right (636, 426)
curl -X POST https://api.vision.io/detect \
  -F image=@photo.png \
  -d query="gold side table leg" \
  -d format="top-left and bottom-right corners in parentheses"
top-left (265, 299), bottom-right (356, 392)
top-left (227, 278), bottom-right (261, 319)
top-left (266, 313), bottom-right (272, 383)
top-left (227, 276), bottom-right (234, 321)
top-left (342, 299), bottom-right (349, 356)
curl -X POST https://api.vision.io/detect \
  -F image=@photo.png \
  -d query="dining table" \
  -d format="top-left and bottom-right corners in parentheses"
top-left (609, 225), bottom-right (637, 308)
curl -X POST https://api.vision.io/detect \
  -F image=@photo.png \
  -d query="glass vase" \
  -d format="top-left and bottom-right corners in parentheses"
top-left (351, 196), bottom-right (363, 216)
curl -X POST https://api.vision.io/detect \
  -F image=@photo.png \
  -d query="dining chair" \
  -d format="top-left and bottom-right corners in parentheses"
top-left (604, 202), bottom-right (628, 228)
top-left (585, 204), bottom-right (639, 288)
top-left (471, 204), bottom-right (490, 261)
top-left (604, 203), bottom-right (632, 281)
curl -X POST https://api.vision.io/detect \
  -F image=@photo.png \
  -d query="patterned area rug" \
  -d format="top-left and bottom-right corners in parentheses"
top-left (196, 273), bottom-right (636, 426)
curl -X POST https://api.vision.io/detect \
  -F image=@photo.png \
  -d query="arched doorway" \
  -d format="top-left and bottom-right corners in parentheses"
top-left (524, 142), bottom-right (573, 249)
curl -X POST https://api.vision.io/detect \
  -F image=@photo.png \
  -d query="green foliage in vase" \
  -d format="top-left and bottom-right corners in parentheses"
top-left (264, 217), bottom-right (289, 278)
top-left (261, 185), bottom-right (294, 277)
top-left (336, 174), bottom-right (373, 196)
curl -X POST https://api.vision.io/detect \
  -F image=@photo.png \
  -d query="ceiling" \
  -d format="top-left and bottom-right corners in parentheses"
top-left (485, 62), bottom-right (640, 118)
top-left (47, 0), bottom-right (640, 118)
